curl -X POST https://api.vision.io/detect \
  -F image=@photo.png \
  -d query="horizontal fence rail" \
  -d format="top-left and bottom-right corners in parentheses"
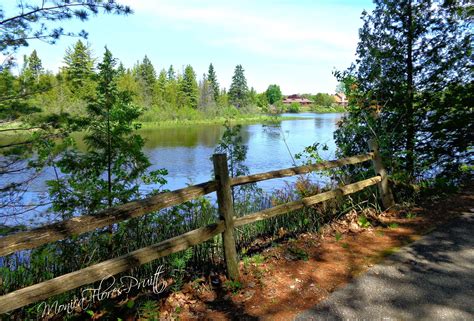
top-left (230, 153), bottom-right (374, 186)
top-left (234, 176), bottom-right (382, 227)
top-left (0, 181), bottom-right (218, 257)
top-left (0, 222), bottom-right (225, 314)
top-left (0, 149), bottom-right (393, 315)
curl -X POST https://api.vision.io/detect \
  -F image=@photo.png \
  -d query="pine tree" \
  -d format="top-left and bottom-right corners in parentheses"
top-left (178, 65), bottom-right (199, 109)
top-left (228, 64), bottom-right (249, 108)
top-left (63, 40), bottom-right (95, 88)
top-left (48, 47), bottom-right (167, 217)
top-left (207, 63), bottom-right (219, 101)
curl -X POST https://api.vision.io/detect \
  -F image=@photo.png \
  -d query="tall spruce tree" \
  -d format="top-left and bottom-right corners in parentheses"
top-left (136, 55), bottom-right (156, 106)
top-left (63, 40), bottom-right (95, 89)
top-left (229, 64), bottom-right (249, 108)
top-left (335, 0), bottom-right (473, 181)
top-left (137, 55), bottom-right (156, 89)
top-left (178, 65), bottom-right (199, 109)
top-left (207, 63), bottom-right (219, 102)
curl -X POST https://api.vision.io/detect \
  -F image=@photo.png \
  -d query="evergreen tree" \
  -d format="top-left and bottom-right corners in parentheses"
top-left (137, 55), bottom-right (156, 89)
top-left (48, 47), bottom-right (166, 216)
top-left (207, 63), bottom-right (219, 101)
top-left (178, 65), bottom-right (199, 109)
top-left (156, 69), bottom-right (167, 103)
top-left (27, 50), bottom-right (43, 81)
top-left (167, 65), bottom-right (176, 81)
top-left (335, 0), bottom-right (472, 181)
top-left (228, 64), bottom-right (249, 108)
top-left (63, 40), bottom-right (95, 89)
top-left (165, 69), bottom-right (178, 108)
top-left (117, 62), bottom-right (126, 76)
top-left (136, 55), bottom-right (156, 107)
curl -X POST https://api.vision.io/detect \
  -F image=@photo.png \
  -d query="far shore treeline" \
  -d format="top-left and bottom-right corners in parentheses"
top-left (0, 41), bottom-right (344, 127)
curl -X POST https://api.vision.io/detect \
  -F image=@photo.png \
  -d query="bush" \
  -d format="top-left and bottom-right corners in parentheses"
top-left (287, 102), bottom-right (301, 113)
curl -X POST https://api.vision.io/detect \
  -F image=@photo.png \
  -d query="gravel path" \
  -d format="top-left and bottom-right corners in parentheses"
top-left (295, 212), bottom-right (474, 321)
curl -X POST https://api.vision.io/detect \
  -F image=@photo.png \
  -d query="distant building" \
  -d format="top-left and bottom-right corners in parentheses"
top-left (333, 92), bottom-right (348, 106)
top-left (282, 94), bottom-right (313, 105)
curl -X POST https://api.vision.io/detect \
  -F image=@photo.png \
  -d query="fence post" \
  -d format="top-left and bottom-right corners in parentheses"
top-left (368, 139), bottom-right (395, 209)
top-left (212, 153), bottom-right (240, 281)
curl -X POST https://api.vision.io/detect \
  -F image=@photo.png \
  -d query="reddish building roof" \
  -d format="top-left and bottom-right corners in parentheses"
top-left (282, 94), bottom-right (313, 105)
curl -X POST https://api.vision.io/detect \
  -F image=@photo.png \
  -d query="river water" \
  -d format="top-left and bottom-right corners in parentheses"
top-left (1, 113), bottom-right (343, 225)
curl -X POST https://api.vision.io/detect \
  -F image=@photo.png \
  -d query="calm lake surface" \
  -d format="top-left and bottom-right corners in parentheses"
top-left (1, 113), bottom-right (343, 225)
top-left (141, 112), bottom-right (343, 192)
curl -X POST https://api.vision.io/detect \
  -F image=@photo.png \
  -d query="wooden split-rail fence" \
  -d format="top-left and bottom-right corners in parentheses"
top-left (0, 139), bottom-right (394, 314)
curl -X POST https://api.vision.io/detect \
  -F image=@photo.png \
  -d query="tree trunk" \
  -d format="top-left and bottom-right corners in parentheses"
top-left (405, 0), bottom-right (415, 179)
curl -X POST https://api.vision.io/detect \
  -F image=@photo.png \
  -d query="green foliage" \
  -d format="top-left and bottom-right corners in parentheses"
top-left (134, 55), bottom-right (157, 107)
top-left (207, 63), bottom-right (220, 102)
top-left (228, 64), bottom-right (249, 108)
top-left (224, 280), bottom-right (242, 294)
top-left (63, 40), bottom-right (95, 93)
top-left (169, 248), bottom-right (193, 291)
top-left (139, 300), bottom-right (160, 320)
top-left (334, 0), bottom-right (473, 184)
top-left (265, 84), bottom-right (282, 105)
top-left (287, 102), bottom-right (300, 113)
top-left (310, 104), bottom-right (346, 113)
top-left (25, 50), bottom-right (43, 81)
top-left (178, 65), bottom-right (199, 109)
top-left (198, 74), bottom-right (216, 111)
top-left (405, 212), bottom-right (417, 219)
top-left (47, 48), bottom-right (167, 217)
top-left (243, 254), bottom-right (265, 268)
top-left (287, 247), bottom-right (309, 261)
top-left (357, 215), bottom-right (371, 228)
top-left (214, 121), bottom-right (249, 179)
top-left (312, 93), bottom-right (334, 107)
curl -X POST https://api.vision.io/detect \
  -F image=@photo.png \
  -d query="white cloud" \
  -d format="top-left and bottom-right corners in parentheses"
top-left (120, 0), bottom-right (358, 60)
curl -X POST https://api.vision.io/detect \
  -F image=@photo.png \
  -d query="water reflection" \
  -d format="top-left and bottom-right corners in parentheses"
top-left (143, 113), bottom-right (343, 192)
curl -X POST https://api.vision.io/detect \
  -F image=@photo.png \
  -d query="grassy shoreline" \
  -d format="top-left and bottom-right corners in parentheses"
top-left (0, 109), bottom-right (345, 133)
top-left (139, 114), bottom-right (305, 128)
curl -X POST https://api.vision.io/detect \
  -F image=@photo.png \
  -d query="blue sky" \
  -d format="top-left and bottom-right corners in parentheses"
top-left (6, 0), bottom-right (375, 94)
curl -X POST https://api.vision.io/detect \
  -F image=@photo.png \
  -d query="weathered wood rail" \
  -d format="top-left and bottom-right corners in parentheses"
top-left (0, 141), bottom-right (394, 314)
